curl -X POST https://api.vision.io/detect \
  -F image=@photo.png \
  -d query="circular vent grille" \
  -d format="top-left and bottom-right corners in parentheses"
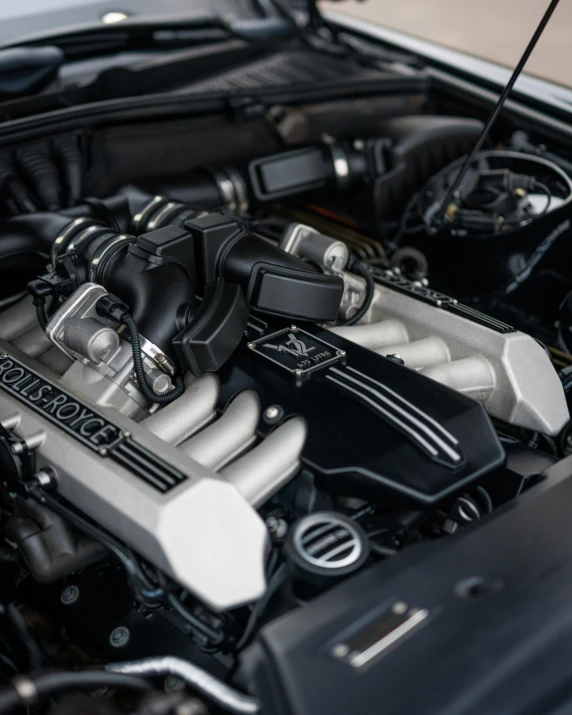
top-left (292, 513), bottom-right (364, 571)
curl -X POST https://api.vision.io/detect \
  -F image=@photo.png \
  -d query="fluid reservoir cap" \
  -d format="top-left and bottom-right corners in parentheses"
top-left (285, 512), bottom-right (369, 583)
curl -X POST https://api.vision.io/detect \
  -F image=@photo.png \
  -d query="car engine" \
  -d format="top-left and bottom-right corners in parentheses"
top-left (0, 49), bottom-right (571, 714)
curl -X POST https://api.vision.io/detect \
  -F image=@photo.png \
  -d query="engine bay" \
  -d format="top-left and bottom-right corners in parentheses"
top-left (0, 29), bottom-right (572, 714)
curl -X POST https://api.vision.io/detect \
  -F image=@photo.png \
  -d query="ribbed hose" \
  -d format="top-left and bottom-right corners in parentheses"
top-left (32, 298), bottom-right (48, 331)
top-left (54, 138), bottom-right (84, 206)
top-left (475, 486), bottom-right (494, 514)
top-left (122, 314), bottom-right (184, 405)
top-left (0, 671), bottom-right (150, 714)
top-left (17, 150), bottom-right (61, 211)
top-left (0, 157), bottom-right (36, 214)
top-left (342, 261), bottom-right (375, 327)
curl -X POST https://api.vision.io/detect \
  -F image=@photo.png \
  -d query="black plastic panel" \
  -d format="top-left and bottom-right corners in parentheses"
top-left (218, 319), bottom-right (504, 506)
top-left (243, 461), bottom-right (572, 715)
top-left (184, 49), bottom-right (428, 99)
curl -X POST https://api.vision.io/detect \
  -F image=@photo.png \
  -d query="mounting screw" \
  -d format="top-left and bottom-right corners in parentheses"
top-left (290, 325), bottom-right (297, 330)
top-left (436, 300), bottom-right (443, 307)
top-left (109, 626), bottom-right (130, 648)
top-left (336, 350), bottom-right (346, 357)
top-left (264, 405), bottom-right (282, 423)
top-left (98, 447), bottom-right (108, 457)
top-left (61, 585), bottom-right (80, 605)
top-left (294, 369), bottom-right (303, 377)
top-left (10, 442), bottom-right (24, 455)
top-left (392, 601), bottom-right (408, 614)
top-left (247, 342), bottom-right (255, 349)
top-left (0, 353), bottom-right (7, 359)
top-left (331, 643), bottom-right (350, 659)
top-left (122, 430), bottom-right (131, 439)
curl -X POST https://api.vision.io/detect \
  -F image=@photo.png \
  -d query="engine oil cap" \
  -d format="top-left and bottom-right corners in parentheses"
top-left (285, 512), bottom-right (369, 584)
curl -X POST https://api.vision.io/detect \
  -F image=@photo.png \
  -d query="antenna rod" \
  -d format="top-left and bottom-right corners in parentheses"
top-left (433, 0), bottom-right (561, 227)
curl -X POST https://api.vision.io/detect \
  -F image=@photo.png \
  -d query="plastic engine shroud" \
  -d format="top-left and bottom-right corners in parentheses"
top-left (217, 317), bottom-right (505, 506)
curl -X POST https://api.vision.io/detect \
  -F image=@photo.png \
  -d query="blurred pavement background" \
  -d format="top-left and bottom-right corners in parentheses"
top-left (322, 1), bottom-right (572, 87)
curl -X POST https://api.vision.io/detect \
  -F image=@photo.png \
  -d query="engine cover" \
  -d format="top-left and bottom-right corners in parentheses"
top-left (218, 318), bottom-right (505, 506)
top-left (0, 344), bottom-right (269, 612)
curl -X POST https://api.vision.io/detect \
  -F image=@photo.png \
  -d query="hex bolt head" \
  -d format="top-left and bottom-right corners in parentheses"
top-left (109, 626), bottom-right (130, 648)
top-left (61, 586), bottom-right (80, 605)
top-left (331, 643), bottom-right (350, 659)
top-left (264, 405), bottom-right (283, 423)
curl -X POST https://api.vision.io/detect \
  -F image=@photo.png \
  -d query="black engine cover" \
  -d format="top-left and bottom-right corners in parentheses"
top-left (217, 317), bottom-right (505, 506)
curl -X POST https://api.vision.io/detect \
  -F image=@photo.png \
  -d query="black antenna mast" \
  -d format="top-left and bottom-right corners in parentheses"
top-left (432, 0), bottom-right (561, 228)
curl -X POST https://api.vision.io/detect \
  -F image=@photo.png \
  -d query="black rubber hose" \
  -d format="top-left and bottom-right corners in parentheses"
top-left (32, 297), bottom-right (48, 331)
top-left (0, 671), bottom-right (151, 713)
top-left (122, 314), bottom-right (184, 405)
top-left (0, 157), bottom-right (37, 214)
top-left (83, 197), bottom-right (122, 233)
top-left (53, 138), bottom-right (83, 207)
top-left (17, 150), bottom-right (61, 211)
top-left (342, 261), bottom-right (375, 326)
top-left (0, 213), bottom-right (71, 263)
top-left (5, 605), bottom-right (43, 672)
top-left (475, 486), bottom-right (494, 514)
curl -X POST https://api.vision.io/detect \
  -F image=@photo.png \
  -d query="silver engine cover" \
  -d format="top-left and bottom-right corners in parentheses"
top-left (0, 343), bottom-right (273, 611)
top-left (334, 269), bottom-right (569, 435)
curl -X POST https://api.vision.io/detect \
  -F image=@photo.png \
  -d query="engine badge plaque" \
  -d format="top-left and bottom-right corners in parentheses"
top-left (0, 354), bottom-right (188, 493)
top-left (0, 354), bottom-right (122, 450)
top-left (248, 327), bottom-right (344, 376)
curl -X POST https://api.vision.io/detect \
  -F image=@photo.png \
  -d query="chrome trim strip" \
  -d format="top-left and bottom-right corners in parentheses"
top-left (344, 365), bottom-right (460, 447)
top-left (327, 366), bottom-right (464, 465)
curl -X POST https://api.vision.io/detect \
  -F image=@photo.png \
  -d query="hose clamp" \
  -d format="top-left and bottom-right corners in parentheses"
top-left (88, 234), bottom-right (134, 284)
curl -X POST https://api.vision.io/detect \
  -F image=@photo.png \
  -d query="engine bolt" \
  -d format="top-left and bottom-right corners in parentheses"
top-left (61, 586), bottom-right (80, 605)
top-left (109, 626), bottom-right (130, 648)
top-left (264, 405), bottom-right (282, 423)
top-left (331, 643), bottom-right (350, 659)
